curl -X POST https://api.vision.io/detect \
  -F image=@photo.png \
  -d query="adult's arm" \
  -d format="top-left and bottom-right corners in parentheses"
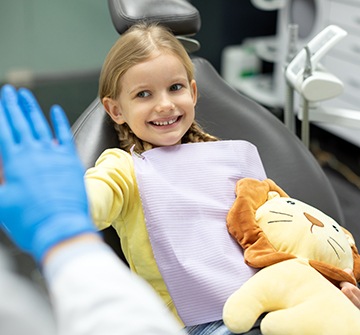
top-left (44, 235), bottom-right (184, 335)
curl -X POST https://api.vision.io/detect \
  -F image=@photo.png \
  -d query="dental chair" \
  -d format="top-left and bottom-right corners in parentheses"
top-left (72, 0), bottom-right (344, 261)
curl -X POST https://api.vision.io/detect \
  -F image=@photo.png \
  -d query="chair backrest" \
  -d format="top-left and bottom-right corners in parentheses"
top-left (72, 0), bottom-right (344, 259)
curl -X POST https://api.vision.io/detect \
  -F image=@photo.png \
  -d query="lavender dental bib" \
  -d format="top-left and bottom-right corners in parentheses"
top-left (132, 141), bottom-right (267, 326)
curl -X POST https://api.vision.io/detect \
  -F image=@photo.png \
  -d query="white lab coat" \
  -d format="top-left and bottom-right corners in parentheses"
top-left (0, 241), bottom-right (185, 335)
top-left (44, 241), bottom-right (185, 335)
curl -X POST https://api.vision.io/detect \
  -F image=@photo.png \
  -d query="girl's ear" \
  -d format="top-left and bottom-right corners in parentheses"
top-left (102, 97), bottom-right (125, 124)
top-left (190, 79), bottom-right (197, 106)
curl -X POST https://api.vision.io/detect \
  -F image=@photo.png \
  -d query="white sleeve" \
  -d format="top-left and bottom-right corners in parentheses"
top-left (43, 241), bottom-right (186, 335)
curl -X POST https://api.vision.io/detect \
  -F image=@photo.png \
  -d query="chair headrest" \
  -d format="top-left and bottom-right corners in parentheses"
top-left (107, 0), bottom-right (201, 36)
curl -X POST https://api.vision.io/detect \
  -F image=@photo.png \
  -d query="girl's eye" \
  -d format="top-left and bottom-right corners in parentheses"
top-left (170, 84), bottom-right (183, 91)
top-left (137, 91), bottom-right (150, 98)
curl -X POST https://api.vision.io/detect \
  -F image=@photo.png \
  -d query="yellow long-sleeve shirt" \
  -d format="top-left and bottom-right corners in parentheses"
top-left (84, 148), bottom-right (183, 325)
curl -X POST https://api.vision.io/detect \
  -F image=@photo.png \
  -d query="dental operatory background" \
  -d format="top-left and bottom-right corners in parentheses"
top-left (1, 0), bottom-right (360, 271)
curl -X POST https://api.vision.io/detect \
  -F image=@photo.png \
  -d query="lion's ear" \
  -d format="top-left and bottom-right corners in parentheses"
top-left (267, 191), bottom-right (281, 201)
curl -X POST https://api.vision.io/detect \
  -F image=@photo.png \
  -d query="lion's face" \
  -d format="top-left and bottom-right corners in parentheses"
top-left (256, 193), bottom-right (354, 270)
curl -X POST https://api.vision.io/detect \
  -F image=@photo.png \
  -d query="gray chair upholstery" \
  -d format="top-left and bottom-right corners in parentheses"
top-left (72, 0), bottom-right (344, 261)
top-left (108, 0), bottom-right (201, 36)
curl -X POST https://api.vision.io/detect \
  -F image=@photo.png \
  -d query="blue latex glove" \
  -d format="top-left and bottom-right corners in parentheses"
top-left (0, 85), bottom-right (97, 262)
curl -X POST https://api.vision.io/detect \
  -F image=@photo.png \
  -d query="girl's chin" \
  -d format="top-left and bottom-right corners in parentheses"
top-left (154, 134), bottom-right (183, 146)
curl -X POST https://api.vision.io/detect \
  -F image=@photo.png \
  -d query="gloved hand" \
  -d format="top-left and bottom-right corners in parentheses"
top-left (0, 85), bottom-right (97, 262)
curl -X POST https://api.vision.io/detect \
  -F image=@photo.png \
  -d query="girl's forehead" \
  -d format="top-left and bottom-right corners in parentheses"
top-left (141, 50), bottom-right (180, 64)
top-left (127, 53), bottom-right (187, 76)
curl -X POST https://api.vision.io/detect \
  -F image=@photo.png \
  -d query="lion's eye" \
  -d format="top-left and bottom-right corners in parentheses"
top-left (286, 200), bottom-right (295, 205)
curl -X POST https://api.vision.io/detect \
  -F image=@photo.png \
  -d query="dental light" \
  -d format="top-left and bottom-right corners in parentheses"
top-left (284, 25), bottom-right (360, 148)
top-left (286, 25), bottom-right (346, 102)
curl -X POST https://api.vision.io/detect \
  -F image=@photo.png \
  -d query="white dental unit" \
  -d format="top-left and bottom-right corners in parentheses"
top-left (222, 0), bottom-right (360, 147)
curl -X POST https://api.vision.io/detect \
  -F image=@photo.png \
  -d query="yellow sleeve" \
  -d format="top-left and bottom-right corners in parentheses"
top-left (84, 149), bottom-right (137, 230)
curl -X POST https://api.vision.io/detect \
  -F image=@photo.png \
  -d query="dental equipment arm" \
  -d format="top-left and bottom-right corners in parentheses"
top-left (285, 25), bottom-right (349, 148)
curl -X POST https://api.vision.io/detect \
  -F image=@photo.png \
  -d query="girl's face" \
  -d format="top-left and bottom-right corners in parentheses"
top-left (103, 52), bottom-right (197, 147)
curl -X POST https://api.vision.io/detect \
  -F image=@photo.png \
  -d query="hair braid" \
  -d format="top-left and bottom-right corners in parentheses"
top-left (182, 121), bottom-right (219, 144)
top-left (115, 123), bottom-right (153, 153)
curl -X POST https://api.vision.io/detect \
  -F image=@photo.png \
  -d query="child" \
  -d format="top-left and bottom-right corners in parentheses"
top-left (84, 22), bottom-right (359, 334)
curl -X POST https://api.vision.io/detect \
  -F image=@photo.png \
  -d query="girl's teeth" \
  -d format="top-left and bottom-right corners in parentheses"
top-left (153, 118), bottom-right (177, 126)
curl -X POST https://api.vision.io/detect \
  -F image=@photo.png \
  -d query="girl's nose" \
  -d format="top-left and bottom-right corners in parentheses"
top-left (154, 93), bottom-right (175, 113)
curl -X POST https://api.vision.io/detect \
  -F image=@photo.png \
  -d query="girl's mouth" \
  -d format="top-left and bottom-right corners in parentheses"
top-left (150, 116), bottom-right (181, 126)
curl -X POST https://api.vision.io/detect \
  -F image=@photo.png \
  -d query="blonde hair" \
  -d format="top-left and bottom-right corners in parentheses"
top-left (99, 22), bottom-right (218, 153)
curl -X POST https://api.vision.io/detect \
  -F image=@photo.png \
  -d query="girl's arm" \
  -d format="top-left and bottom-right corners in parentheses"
top-left (85, 149), bottom-right (137, 230)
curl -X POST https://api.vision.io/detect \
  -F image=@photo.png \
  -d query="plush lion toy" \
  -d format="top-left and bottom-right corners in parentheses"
top-left (223, 178), bottom-right (360, 335)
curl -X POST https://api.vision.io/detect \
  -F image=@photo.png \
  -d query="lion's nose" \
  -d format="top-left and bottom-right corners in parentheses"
top-left (304, 212), bottom-right (324, 232)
